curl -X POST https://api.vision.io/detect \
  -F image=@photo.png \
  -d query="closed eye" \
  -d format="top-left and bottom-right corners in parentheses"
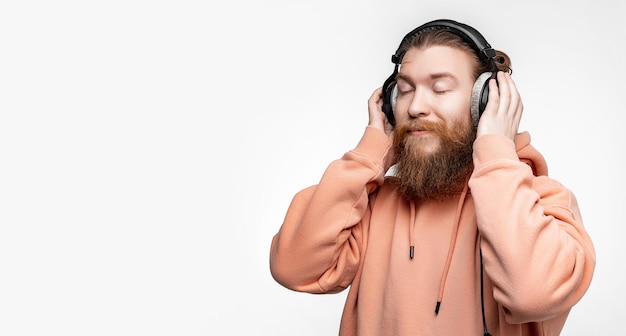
top-left (396, 80), bottom-right (414, 95)
top-left (432, 80), bottom-right (455, 95)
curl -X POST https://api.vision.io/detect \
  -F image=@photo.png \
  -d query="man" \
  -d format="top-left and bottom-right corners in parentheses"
top-left (269, 19), bottom-right (595, 336)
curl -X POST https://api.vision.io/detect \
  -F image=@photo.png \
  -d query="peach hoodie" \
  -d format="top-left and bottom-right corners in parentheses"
top-left (270, 126), bottom-right (595, 336)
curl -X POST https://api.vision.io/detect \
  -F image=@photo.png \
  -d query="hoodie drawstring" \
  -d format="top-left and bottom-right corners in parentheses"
top-left (409, 201), bottom-right (416, 259)
top-left (408, 184), bottom-right (469, 315)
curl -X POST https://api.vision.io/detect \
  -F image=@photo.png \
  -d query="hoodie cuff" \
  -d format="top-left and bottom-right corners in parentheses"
top-left (472, 134), bottom-right (519, 169)
top-left (353, 126), bottom-right (392, 165)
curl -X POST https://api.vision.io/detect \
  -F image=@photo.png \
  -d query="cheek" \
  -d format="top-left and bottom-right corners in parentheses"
top-left (392, 99), bottom-right (411, 123)
top-left (437, 92), bottom-right (471, 119)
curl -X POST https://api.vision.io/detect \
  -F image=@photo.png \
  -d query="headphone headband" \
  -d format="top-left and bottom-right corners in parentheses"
top-left (391, 19), bottom-right (496, 65)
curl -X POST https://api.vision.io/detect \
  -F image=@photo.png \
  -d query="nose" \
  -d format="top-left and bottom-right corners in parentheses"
top-left (406, 89), bottom-right (431, 119)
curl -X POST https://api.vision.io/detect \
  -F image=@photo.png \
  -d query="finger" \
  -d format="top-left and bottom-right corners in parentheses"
top-left (497, 73), bottom-right (520, 114)
top-left (496, 71), bottom-right (511, 115)
top-left (505, 73), bottom-right (522, 110)
top-left (504, 73), bottom-right (523, 125)
top-left (368, 87), bottom-right (388, 129)
top-left (370, 87), bottom-right (383, 101)
top-left (485, 76), bottom-right (500, 114)
top-left (368, 88), bottom-right (382, 108)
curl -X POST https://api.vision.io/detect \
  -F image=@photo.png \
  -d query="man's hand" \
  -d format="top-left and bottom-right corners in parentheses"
top-left (368, 87), bottom-right (396, 171)
top-left (476, 72), bottom-right (523, 141)
top-left (368, 87), bottom-right (394, 137)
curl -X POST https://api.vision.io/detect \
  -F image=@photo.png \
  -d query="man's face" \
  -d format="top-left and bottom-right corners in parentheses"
top-left (393, 45), bottom-right (476, 154)
top-left (390, 45), bottom-right (477, 200)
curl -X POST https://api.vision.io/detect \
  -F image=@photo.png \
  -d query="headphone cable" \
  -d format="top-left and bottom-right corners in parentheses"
top-left (480, 245), bottom-right (492, 336)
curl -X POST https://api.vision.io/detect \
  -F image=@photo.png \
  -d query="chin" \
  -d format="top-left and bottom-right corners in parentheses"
top-left (406, 136), bottom-right (440, 155)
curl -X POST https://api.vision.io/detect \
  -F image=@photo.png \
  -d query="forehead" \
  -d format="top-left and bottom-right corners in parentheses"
top-left (399, 45), bottom-right (476, 82)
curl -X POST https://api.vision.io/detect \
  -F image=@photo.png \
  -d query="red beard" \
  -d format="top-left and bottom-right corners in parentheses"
top-left (391, 118), bottom-right (476, 201)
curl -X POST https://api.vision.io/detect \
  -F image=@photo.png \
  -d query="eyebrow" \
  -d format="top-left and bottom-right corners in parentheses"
top-left (396, 71), bottom-right (459, 83)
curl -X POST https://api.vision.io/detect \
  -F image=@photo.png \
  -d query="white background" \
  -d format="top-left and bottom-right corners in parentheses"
top-left (1, 0), bottom-right (624, 335)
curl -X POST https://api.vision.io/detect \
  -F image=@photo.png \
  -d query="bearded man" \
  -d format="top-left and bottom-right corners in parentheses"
top-left (269, 19), bottom-right (595, 336)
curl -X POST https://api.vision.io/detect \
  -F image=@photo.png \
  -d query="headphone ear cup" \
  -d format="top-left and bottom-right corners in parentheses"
top-left (470, 72), bottom-right (492, 127)
top-left (382, 82), bottom-right (397, 126)
top-left (390, 85), bottom-right (398, 111)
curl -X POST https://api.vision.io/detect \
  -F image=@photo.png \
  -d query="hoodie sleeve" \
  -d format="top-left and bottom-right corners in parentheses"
top-left (469, 133), bottom-right (596, 324)
top-left (270, 126), bottom-right (392, 294)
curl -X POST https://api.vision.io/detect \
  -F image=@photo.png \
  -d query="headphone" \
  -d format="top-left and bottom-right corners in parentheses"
top-left (381, 19), bottom-right (499, 127)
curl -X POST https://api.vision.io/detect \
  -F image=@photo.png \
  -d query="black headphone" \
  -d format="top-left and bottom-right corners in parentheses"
top-left (381, 19), bottom-right (499, 127)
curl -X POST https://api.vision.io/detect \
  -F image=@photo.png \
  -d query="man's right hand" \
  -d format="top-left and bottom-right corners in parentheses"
top-left (367, 87), bottom-right (396, 171)
top-left (368, 87), bottom-right (394, 137)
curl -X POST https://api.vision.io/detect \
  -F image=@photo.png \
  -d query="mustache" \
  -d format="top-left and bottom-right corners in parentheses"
top-left (393, 120), bottom-right (447, 149)
top-left (396, 120), bottom-right (445, 134)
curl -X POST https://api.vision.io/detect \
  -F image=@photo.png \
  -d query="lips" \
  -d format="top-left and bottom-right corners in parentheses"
top-left (395, 120), bottom-right (443, 141)
top-left (407, 124), bottom-right (437, 134)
